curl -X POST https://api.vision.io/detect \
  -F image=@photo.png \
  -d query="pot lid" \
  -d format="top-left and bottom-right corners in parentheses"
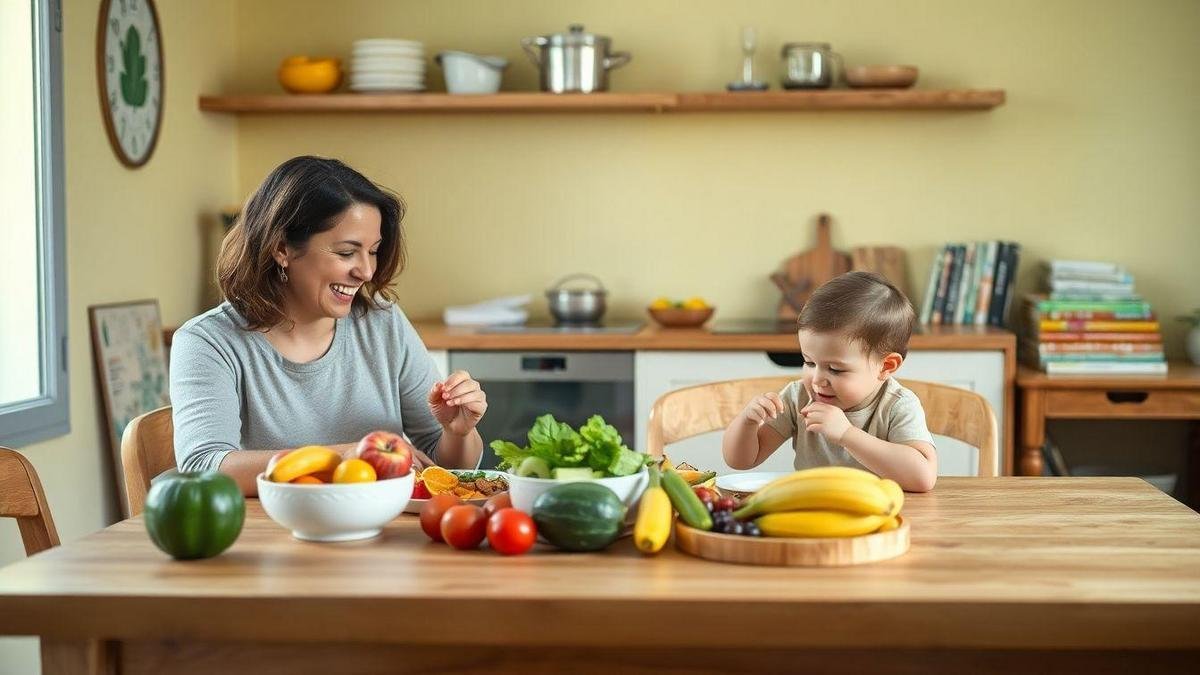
top-left (534, 24), bottom-right (611, 48)
top-left (546, 272), bottom-right (607, 294)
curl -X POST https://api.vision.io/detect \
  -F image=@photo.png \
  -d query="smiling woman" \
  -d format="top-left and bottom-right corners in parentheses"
top-left (170, 157), bottom-right (487, 495)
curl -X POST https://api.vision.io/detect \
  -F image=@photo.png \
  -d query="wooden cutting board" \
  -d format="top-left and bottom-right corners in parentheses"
top-left (774, 214), bottom-right (852, 321)
top-left (674, 517), bottom-right (910, 566)
top-left (850, 245), bottom-right (911, 300)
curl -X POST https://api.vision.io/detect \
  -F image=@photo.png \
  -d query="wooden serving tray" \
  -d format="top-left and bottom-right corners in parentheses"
top-left (674, 517), bottom-right (910, 567)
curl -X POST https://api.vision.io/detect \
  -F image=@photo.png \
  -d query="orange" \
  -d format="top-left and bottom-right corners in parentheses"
top-left (291, 475), bottom-right (324, 485)
top-left (421, 466), bottom-right (459, 495)
top-left (332, 458), bottom-right (377, 483)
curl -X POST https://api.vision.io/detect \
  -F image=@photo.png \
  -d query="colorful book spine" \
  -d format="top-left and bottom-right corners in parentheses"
top-left (918, 245), bottom-right (946, 325)
top-left (953, 242), bottom-right (977, 325)
top-left (1047, 260), bottom-right (1123, 276)
top-left (1050, 279), bottom-right (1136, 295)
top-left (973, 241), bottom-right (997, 326)
top-left (1049, 292), bottom-right (1143, 302)
top-left (961, 241), bottom-right (985, 325)
top-left (1038, 320), bottom-right (1161, 333)
top-left (1036, 331), bottom-right (1163, 343)
top-left (997, 242), bottom-right (1020, 327)
top-left (1037, 342), bottom-right (1164, 353)
top-left (1039, 309), bottom-right (1154, 321)
top-left (1026, 294), bottom-right (1152, 314)
top-left (931, 244), bottom-right (954, 325)
top-left (987, 242), bottom-right (1011, 327)
top-left (1038, 353), bottom-right (1165, 362)
top-left (943, 244), bottom-right (965, 324)
top-left (1043, 361), bottom-right (1168, 375)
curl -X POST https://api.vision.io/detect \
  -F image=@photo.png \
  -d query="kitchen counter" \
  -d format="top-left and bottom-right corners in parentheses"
top-left (413, 321), bottom-right (1016, 354)
top-left (2, 477), bottom-right (1196, 674)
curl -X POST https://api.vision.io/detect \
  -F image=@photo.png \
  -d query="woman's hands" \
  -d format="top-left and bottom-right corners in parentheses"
top-left (428, 370), bottom-right (488, 437)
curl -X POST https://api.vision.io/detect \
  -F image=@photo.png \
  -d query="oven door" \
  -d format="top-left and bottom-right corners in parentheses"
top-left (447, 351), bottom-right (636, 469)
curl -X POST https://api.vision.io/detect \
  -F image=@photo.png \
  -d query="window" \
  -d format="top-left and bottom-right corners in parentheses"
top-left (0, 0), bottom-right (68, 447)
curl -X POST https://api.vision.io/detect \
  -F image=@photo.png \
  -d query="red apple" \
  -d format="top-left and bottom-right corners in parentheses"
top-left (354, 430), bottom-right (414, 479)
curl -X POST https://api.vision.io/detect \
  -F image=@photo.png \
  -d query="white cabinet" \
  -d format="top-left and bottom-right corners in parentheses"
top-left (635, 350), bottom-right (1004, 477)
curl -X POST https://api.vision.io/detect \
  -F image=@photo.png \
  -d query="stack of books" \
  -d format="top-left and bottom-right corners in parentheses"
top-left (918, 241), bottom-right (1021, 327)
top-left (1019, 260), bottom-right (1166, 374)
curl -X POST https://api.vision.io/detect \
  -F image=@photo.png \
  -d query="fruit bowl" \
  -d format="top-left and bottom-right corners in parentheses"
top-left (506, 468), bottom-right (649, 515)
top-left (256, 471), bottom-right (413, 542)
top-left (647, 306), bottom-right (715, 328)
top-left (277, 56), bottom-right (343, 94)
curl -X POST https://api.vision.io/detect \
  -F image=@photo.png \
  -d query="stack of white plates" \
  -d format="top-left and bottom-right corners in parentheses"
top-left (350, 39), bottom-right (425, 92)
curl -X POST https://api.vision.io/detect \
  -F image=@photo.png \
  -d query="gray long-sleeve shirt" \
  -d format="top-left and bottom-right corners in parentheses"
top-left (169, 301), bottom-right (443, 473)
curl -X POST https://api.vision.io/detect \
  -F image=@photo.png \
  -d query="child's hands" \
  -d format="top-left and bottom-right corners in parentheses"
top-left (800, 381), bottom-right (852, 442)
top-left (739, 392), bottom-right (785, 426)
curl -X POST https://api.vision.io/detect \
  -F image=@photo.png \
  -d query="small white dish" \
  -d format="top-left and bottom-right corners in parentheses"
top-left (354, 38), bottom-right (424, 50)
top-left (436, 50), bottom-right (507, 94)
top-left (403, 469), bottom-right (508, 514)
top-left (256, 472), bottom-right (414, 542)
top-left (714, 471), bottom-right (792, 496)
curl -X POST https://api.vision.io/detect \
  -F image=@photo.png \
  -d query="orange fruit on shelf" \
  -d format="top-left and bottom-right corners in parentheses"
top-left (332, 458), bottom-right (377, 483)
top-left (421, 466), bottom-right (459, 495)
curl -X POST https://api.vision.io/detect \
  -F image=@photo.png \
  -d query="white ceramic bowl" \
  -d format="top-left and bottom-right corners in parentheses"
top-left (436, 50), bottom-right (507, 94)
top-left (256, 472), bottom-right (413, 542)
top-left (506, 467), bottom-right (649, 515)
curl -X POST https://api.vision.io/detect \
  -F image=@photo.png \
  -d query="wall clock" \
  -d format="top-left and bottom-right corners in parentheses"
top-left (96, 0), bottom-right (163, 168)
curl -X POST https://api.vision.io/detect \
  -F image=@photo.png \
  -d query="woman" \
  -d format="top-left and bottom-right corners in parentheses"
top-left (170, 156), bottom-right (486, 495)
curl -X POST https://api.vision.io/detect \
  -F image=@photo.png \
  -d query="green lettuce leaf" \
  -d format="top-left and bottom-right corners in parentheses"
top-left (527, 414), bottom-right (586, 467)
top-left (490, 440), bottom-right (530, 472)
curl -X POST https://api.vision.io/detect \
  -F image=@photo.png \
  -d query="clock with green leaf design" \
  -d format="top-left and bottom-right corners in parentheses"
top-left (96, 0), bottom-right (163, 168)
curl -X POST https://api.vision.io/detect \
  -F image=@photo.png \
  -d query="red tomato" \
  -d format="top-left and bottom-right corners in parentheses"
top-left (441, 505), bottom-right (487, 550)
top-left (486, 508), bottom-right (536, 556)
top-left (419, 494), bottom-right (462, 542)
top-left (692, 486), bottom-right (716, 505)
top-left (412, 480), bottom-right (431, 499)
top-left (482, 492), bottom-right (512, 518)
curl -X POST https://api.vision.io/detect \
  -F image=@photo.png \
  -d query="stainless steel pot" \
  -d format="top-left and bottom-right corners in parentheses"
top-left (521, 24), bottom-right (631, 93)
top-left (545, 273), bottom-right (607, 324)
top-left (781, 42), bottom-right (842, 89)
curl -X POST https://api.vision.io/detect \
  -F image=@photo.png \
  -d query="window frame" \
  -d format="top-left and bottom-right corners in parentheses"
top-left (0, 0), bottom-right (69, 448)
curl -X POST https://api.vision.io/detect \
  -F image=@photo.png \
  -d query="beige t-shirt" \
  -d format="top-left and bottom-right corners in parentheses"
top-left (763, 377), bottom-right (935, 470)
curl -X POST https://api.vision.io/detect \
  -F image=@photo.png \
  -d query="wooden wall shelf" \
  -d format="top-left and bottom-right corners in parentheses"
top-left (198, 89), bottom-right (1005, 114)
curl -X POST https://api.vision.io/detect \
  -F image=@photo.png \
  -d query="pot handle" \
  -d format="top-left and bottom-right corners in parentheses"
top-left (603, 51), bottom-right (632, 70)
top-left (520, 36), bottom-right (545, 67)
top-left (549, 272), bottom-right (607, 292)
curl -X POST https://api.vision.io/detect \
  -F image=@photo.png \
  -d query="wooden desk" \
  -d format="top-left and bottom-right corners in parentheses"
top-left (1017, 363), bottom-right (1200, 477)
top-left (1, 477), bottom-right (1198, 674)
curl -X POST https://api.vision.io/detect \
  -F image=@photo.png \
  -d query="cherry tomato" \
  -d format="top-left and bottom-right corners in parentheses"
top-left (441, 505), bottom-right (488, 550)
top-left (486, 508), bottom-right (536, 556)
top-left (715, 496), bottom-right (735, 512)
top-left (692, 486), bottom-right (716, 504)
top-left (482, 492), bottom-right (512, 518)
top-left (419, 493), bottom-right (462, 542)
top-left (412, 480), bottom-right (431, 499)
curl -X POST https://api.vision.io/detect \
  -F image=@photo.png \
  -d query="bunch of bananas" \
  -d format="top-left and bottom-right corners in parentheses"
top-left (731, 466), bottom-right (903, 538)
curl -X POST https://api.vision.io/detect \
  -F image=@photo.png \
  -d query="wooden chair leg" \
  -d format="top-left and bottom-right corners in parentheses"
top-left (39, 638), bottom-right (115, 675)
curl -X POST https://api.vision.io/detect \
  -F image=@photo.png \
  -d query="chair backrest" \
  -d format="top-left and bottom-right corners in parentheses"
top-left (646, 376), bottom-right (998, 477)
top-left (120, 405), bottom-right (175, 516)
top-left (0, 447), bottom-right (60, 555)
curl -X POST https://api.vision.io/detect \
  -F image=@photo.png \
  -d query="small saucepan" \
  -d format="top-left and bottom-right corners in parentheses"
top-left (545, 273), bottom-right (607, 324)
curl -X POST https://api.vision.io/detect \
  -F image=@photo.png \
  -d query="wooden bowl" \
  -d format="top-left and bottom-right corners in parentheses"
top-left (675, 517), bottom-right (909, 566)
top-left (844, 65), bottom-right (918, 89)
top-left (647, 306), bottom-right (714, 328)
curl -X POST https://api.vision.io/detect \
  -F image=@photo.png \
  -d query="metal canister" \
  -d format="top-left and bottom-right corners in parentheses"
top-left (781, 42), bottom-right (841, 89)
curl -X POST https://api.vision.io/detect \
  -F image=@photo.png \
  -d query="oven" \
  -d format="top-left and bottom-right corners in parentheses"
top-left (448, 351), bottom-right (636, 469)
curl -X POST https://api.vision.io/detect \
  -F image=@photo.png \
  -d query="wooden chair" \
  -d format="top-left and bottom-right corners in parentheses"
top-left (120, 405), bottom-right (175, 516)
top-left (646, 376), bottom-right (998, 477)
top-left (0, 447), bottom-right (60, 555)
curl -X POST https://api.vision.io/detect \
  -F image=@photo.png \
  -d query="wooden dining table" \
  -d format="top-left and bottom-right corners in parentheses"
top-left (2, 477), bottom-right (1199, 674)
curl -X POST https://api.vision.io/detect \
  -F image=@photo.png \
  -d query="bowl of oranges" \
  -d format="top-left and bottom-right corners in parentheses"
top-left (277, 56), bottom-right (343, 94)
top-left (647, 297), bottom-right (715, 328)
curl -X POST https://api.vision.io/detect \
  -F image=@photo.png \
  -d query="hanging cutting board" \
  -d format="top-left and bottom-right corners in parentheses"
top-left (774, 213), bottom-right (852, 321)
top-left (850, 246), bottom-right (910, 300)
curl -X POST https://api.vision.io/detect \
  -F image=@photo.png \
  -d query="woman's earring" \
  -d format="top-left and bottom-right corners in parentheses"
top-left (278, 265), bottom-right (289, 283)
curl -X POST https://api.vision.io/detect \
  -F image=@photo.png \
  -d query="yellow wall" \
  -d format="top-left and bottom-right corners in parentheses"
top-left (232, 0), bottom-right (1200, 355)
top-left (0, 0), bottom-right (237, 670)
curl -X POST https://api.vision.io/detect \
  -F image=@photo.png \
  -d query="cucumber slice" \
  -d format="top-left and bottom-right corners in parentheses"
top-left (552, 467), bottom-right (596, 481)
top-left (516, 456), bottom-right (552, 479)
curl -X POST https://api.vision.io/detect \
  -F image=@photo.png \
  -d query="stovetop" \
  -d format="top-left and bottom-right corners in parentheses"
top-left (709, 319), bottom-right (800, 335)
top-left (477, 322), bottom-right (644, 335)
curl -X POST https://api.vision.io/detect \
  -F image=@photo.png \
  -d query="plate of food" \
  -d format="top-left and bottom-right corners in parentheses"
top-left (713, 471), bottom-right (792, 501)
top-left (404, 467), bottom-right (509, 514)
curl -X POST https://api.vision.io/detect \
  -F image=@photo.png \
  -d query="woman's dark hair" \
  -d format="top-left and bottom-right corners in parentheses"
top-left (216, 156), bottom-right (406, 330)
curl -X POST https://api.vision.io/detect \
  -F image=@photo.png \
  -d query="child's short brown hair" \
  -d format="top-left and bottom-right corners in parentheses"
top-left (797, 271), bottom-right (916, 358)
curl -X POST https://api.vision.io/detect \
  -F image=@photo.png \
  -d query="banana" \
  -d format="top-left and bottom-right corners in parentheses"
top-left (732, 476), bottom-right (893, 519)
top-left (878, 479), bottom-right (905, 518)
top-left (268, 445), bottom-right (342, 483)
top-left (750, 466), bottom-right (882, 497)
top-left (875, 516), bottom-right (901, 533)
top-left (756, 510), bottom-right (890, 538)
